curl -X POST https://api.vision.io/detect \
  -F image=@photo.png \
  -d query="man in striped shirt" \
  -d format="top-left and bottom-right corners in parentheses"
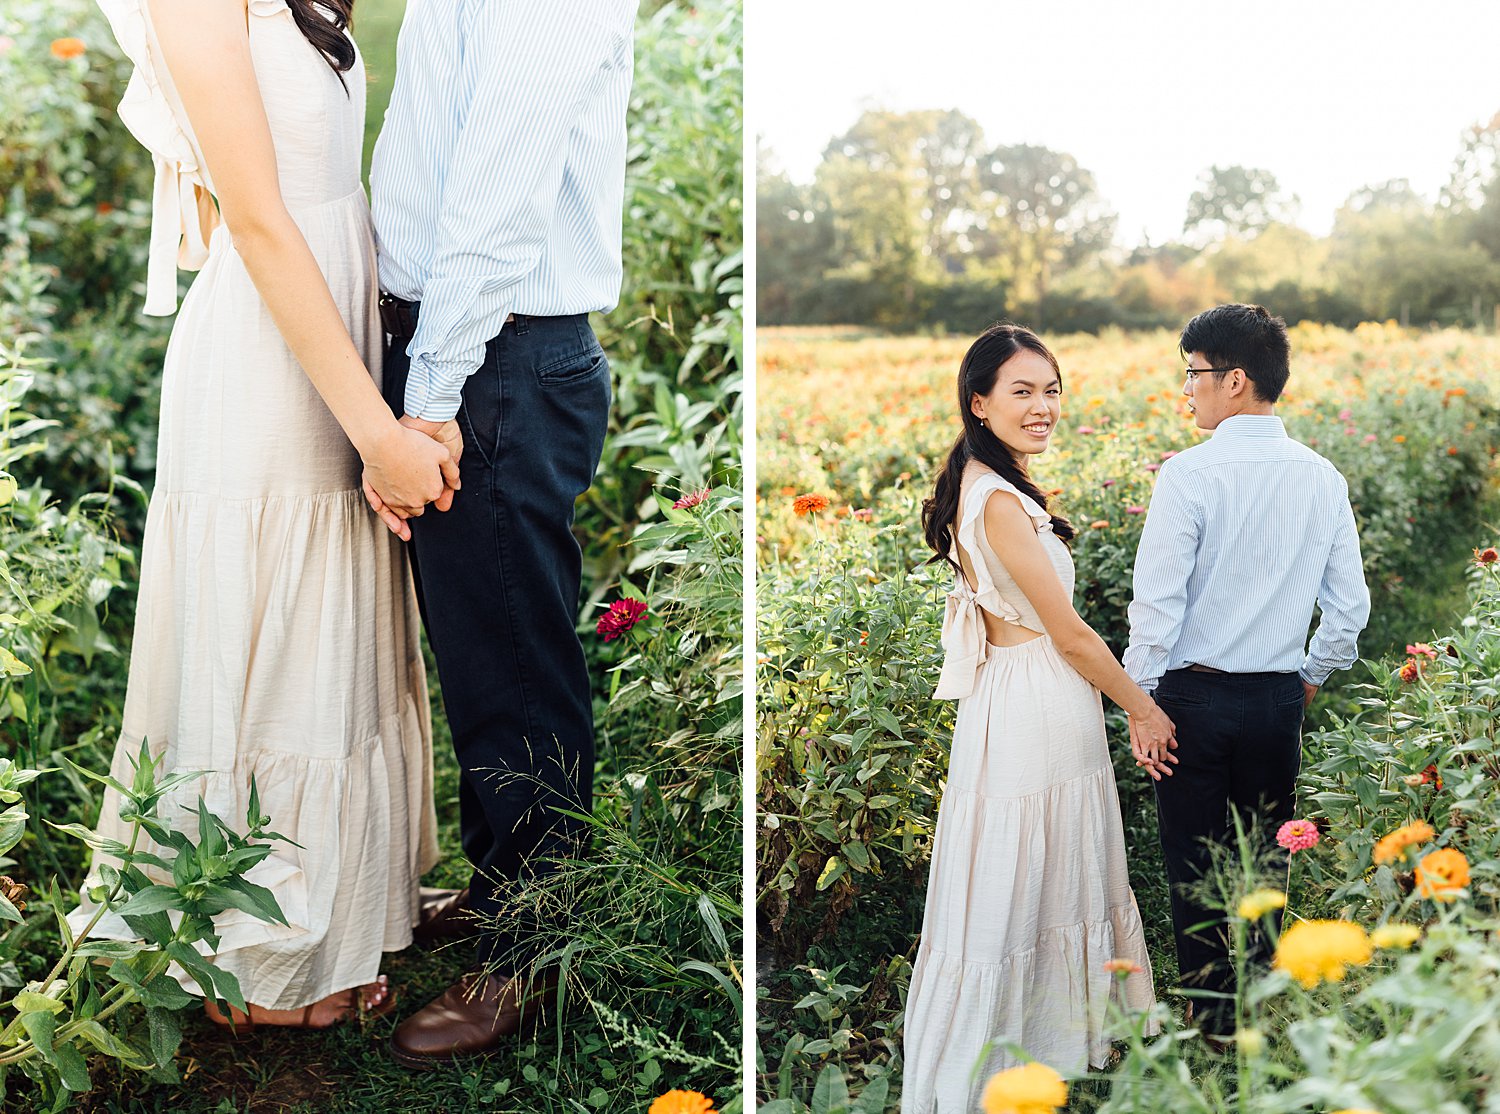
top-left (367, 0), bottom-right (639, 1065)
top-left (1123, 303), bottom-right (1370, 1039)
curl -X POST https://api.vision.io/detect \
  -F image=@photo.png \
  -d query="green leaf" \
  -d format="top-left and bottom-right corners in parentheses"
top-left (75, 1019), bottom-right (153, 1068)
top-left (216, 877), bottom-right (288, 926)
top-left (0, 807), bottom-right (27, 858)
top-left (0, 890), bottom-right (21, 925)
top-left (74, 940), bottom-right (148, 961)
top-left (852, 1076), bottom-right (890, 1114)
top-left (117, 885), bottom-right (185, 918)
top-left (13, 990), bottom-right (66, 1016)
top-left (136, 974), bottom-right (194, 1011)
top-left (19, 1009), bottom-right (55, 1060)
top-left (145, 1006), bottom-right (182, 1068)
top-left (50, 1040), bottom-right (92, 1091)
top-left (815, 856), bottom-right (846, 892)
top-left (811, 1063), bottom-right (851, 1114)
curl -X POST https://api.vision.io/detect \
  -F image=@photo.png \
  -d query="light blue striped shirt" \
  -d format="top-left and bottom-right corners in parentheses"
top-left (1123, 415), bottom-right (1371, 692)
top-left (369, 0), bottom-right (637, 422)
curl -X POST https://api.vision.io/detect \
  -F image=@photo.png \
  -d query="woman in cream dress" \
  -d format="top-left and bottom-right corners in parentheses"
top-left (73, 0), bottom-right (458, 1025)
top-left (903, 325), bottom-right (1173, 1111)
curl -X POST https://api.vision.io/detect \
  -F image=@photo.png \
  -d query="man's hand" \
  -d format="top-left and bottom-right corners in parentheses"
top-left (1302, 680), bottom-right (1319, 707)
top-left (1128, 700), bottom-right (1180, 781)
top-left (400, 415), bottom-right (463, 511)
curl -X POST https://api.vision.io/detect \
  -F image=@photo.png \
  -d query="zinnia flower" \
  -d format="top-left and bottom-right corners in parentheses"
top-left (649, 1091), bottom-right (716, 1114)
top-left (1125, 505), bottom-right (1146, 514)
top-left (1276, 819), bottom-right (1320, 853)
top-left (1237, 889), bottom-right (1287, 920)
top-left (792, 493), bottom-right (829, 516)
top-left (1475, 546), bottom-right (1499, 566)
top-left (50, 37), bottom-right (86, 59)
top-left (1273, 920), bottom-right (1373, 988)
top-left (980, 1062), bottom-right (1068, 1114)
top-left (1415, 847), bottom-right (1470, 903)
top-left (1369, 923), bottom-right (1421, 950)
top-left (595, 598), bottom-right (646, 642)
top-left (0, 876), bottom-right (27, 913)
top-left (1102, 958), bottom-right (1142, 975)
top-left (672, 488), bottom-right (709, 510)
top-left (1398, 658), bottom-right (1419, 683)
top-left (1372, 820), bottom-right (1435, 865)
top-left (1405, 643), bottom-right (1436, 659)
top-left (1088, 520), bottom-right (1110, 530)
top-left (852, 507), bottom-right (873, 522)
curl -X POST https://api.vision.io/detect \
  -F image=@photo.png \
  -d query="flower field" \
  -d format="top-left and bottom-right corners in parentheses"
top-left (755, 324), bottom-right (1500, 1111)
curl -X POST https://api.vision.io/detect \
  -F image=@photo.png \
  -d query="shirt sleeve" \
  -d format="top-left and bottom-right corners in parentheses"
top-left (1123, 462), bottom-right (1201, 693)
top-left (401, 3), bottom-right (626, 422)
top-left (1300, 483), bottom-right (1371, 686)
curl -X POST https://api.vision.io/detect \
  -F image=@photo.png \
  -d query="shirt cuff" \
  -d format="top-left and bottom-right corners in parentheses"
top-left (402, 352), bottom-right (475, 423)
top-left (1298, 661), bottom-right (1332, 687)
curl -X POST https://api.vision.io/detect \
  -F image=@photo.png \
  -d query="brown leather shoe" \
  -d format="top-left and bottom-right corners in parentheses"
top-left (388, 969), bottom-right (554, 1068)
top-left (411, 886), bottom-right (481, 946)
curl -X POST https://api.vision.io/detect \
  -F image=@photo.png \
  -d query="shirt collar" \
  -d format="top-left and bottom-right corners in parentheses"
top-left (1211, 414), bottom-right (1286, 439)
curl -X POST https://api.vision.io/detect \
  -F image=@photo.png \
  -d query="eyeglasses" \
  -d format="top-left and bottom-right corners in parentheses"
top-left (1183, 366), bottom-right (1239, 383)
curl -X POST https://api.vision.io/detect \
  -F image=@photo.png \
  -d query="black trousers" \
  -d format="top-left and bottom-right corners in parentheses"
top-left (382, 313), bottom-right (611, 973)
top-left (1151, 668), bottom-right (1305, 1035)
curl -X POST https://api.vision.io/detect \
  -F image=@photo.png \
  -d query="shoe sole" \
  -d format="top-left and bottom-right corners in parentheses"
top-left (387, 1036), bottom-right (497, 1071)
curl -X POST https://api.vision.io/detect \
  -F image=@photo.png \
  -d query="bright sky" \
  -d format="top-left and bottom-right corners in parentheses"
top-left (751, 0), bottom-right (1500, 245)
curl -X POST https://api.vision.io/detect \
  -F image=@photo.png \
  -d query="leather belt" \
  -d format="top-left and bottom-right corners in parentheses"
top-left (378, 293), bottom-right (513, 341)
top-left (1187, 663), bottom-right (1227, 674)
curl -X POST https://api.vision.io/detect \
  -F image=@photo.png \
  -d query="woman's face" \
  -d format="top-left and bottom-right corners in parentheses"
top-left (969, 349), bottom-right (1062, 461)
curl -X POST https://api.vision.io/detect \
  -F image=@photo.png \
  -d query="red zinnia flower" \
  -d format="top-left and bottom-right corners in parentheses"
top-left (1398, 658), bottom-right (1420, 683)
top-left (1475, 546), bottom-right (1499, 566)
top-left (672, 488), bottom-right (709, 510)
top-left (596, 598), bottom-right (646, 641)
top-left (1420, 765), bottom-right (1443, 791)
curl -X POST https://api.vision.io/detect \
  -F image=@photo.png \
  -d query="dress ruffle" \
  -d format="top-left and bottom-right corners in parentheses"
top-left (69, 489), bottom-right (437, 1010)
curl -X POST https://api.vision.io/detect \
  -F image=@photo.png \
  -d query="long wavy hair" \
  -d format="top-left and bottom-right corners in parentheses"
top-left (287, 0), bottom-right (356, 89)
top-left (921, 323), bottom-right (1076, 572)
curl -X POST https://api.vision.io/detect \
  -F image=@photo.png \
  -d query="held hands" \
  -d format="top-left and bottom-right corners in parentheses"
top-left (1128, 701), bottom-right (1180, 782)
top-left (360, 416), bottom-right (464, 540)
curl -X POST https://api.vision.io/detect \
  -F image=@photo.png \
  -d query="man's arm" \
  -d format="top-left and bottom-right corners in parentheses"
top-left (1300, 485), bottom-right (1370, 688)
top-left (1123, 462), bottom-right (1201, 693)
top-left (400, 3), bottom-right (629, 422)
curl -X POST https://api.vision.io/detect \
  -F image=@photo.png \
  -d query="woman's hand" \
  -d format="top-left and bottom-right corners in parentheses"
top-left (1128, 702), bottom-right (1179, 781)
top-left (360, 421), bottom-right (460, 538)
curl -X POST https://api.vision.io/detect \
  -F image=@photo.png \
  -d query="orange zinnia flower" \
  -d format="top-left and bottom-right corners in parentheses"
top-left (50, 37), bottom-right (86, 59)
top-left (792, 493), bottom-right (829, 516)
top-left (1089, 519), bottom-right (1110, 530)
top-left (1475, 546), bottom-right (1499, 566)
top-left (1372, 820), bottom-right (1435, 865)
top-left (649, 1091), bottom-right (717, 1114)
top-left (1416, 847), bottom-right (1469, 902)
top-left (1397, 658), bottom-right (1419, 683)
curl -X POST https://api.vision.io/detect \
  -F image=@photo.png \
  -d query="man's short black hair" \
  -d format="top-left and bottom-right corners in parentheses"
top-left (1179, 303), bottom-right (1290, 403)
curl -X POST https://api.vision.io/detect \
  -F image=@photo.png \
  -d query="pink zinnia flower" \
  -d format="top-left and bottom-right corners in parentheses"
top-left (1078, 426), bottom-right (1095, 435)
top-left (1363, 433), bottom-right (1377, 443)
top-left (672, 488), bottom-right (710, 510)
top-left (1125, 505), bottom-right (1146, 515)
top-left (1276, 819), bottom-right (1320, 853)
top-left (1338, 408), bottom-right (1352, 421)
top-left (1405, 643), bottom-right (1437, 659)
top-left (596, 598), bottom-right (647, 642)
top-left (1101, 479), bottom-right (1116, 488)
top-left (852, 507), bottom-right (874, 522)
top-left (1145, 463), bottom-right (1160, 472)
top-left (1161, 450), bottom-right (1178, 460)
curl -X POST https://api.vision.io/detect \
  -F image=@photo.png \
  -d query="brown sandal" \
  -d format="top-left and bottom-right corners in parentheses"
top-left (205, 978), bottom-right (398, 1032)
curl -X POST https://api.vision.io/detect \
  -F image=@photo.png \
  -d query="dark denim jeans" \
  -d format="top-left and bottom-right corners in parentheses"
top-left (1151, 668), bottom-right (1305, 1036)
top-left (382, 313), bottom-right (610, 974)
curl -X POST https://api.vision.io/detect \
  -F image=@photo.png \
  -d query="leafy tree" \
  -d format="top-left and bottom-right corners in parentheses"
top-left (1184, 164), bottom-right (1297, 242)
top-left (972, 143), bottom-right (1116, 319)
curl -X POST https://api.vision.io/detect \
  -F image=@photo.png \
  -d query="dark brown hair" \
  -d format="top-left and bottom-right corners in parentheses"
top-left (287, 0), bottom-right (356, 89)
top-left (921, 323), bottom-right (1076, 572)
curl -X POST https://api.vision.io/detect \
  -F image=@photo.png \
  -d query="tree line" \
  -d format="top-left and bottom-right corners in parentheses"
top-left (757, 108), bottom-right (1500, 333)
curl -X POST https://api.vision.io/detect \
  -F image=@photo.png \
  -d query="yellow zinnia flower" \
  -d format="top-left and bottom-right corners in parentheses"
top-left (1273, 920), bottom-right (1373, 988)
top-left (1415, 847), bottom-right (1470, 903)
top-left (980, 1062), bottom-right (1068, 1114)
top-left (1371, 820), bottom-right (1435, 865)
top-left (1237, 889), bottom-right (1287, 920)
top-left (648, 1091), bottom-right (716, 1114)
top-left (1369, 923), bottom-right (1422, 950)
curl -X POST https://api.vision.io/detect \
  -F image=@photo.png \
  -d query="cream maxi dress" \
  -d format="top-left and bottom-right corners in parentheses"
top-left (901, 467), bottom-right (1157, 1113)
top-left (70, 0), bottom-right (439, 1009)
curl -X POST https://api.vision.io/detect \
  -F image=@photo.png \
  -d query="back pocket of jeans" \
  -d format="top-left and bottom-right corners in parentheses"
top-left (535, 336), bottom-right (608, 386)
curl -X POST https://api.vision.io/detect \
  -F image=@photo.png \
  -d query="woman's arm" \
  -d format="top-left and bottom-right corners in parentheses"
top-left (147, 0), bottom-right (456, 535)
top-left (982, 490), bottom-right (1179, 776)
